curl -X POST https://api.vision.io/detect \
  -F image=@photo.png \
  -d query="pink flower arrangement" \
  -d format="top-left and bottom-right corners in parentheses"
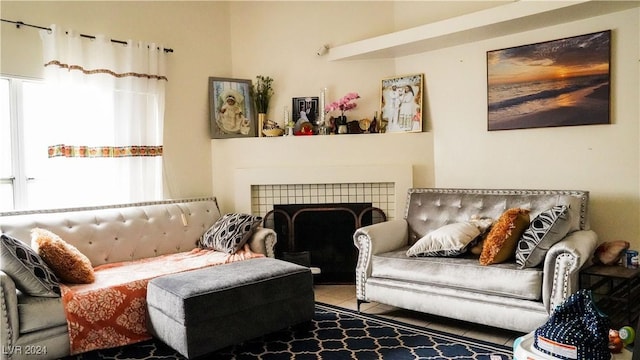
top-left (325, 92), bottom-right (360, 117)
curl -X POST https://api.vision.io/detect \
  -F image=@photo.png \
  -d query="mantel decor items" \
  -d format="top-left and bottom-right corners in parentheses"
top-left (252, 75), bottom-right (274, 137)
top-left (292, 96), bottom-right (319, 135)
top-left (380, 74), bottom-right (423, 133)
top-left (209, 77), bottom-right (256, 139)
top-left (325, 92), bottom-right (360, 134)
top-left (487, 30), bottom-right (611, 131)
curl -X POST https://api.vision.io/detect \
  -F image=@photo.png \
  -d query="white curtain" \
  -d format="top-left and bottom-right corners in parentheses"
top-left (35, 25), bottom-right (166, 207)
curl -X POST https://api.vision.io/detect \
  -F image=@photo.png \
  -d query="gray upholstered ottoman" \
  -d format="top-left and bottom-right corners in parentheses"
top-left (146, 257), bottom-right (314, 359)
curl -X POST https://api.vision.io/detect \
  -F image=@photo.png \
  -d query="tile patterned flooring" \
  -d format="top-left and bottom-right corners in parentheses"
top-left (313, 284), bottom-right (523, 348)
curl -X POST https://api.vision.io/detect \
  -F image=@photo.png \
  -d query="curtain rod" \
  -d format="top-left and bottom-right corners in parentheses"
top-left (1, 18), bottom-right (174, 53)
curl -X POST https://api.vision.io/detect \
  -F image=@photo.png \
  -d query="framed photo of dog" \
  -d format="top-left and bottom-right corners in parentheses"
top-left (209, 77), bottom-right (257, 139)
top-left (380, 74), bottom-right (423, 133)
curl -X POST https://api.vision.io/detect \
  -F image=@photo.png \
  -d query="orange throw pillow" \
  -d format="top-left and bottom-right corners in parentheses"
top-left (479, 208), bottom-right (530, 265)
top-left (31, 228), bottom-right (95, 284)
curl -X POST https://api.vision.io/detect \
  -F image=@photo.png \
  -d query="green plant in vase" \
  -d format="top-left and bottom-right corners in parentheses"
top-left (252, 75), bottom-right (273, 137)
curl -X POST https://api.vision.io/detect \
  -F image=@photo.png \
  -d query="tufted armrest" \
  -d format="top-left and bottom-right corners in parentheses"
top-left (1, 270), bottom-right (19, 352)
top-left (542, 229), bottom-right (598, 313)
top-left (247, 227), bottom-right (277, 257)
top-left (353, 219), bottom-right (408, 300)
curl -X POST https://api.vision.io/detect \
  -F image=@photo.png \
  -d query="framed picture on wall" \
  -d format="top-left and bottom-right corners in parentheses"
top-left (487, 30), bottom-right (611, 131)
top-left (380, 74), bottom-right (423, 133)
top-left (209, 77), bottom-right (257, 138)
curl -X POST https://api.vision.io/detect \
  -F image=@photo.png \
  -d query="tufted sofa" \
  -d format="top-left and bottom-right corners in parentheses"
top-left (353, 188), bottom-right (598, 333)
top-left (0, 198), bottom-right (276, 360)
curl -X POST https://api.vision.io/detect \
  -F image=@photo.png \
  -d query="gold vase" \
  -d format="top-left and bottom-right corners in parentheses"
top-left (258, 113), bottom-right (266, 137)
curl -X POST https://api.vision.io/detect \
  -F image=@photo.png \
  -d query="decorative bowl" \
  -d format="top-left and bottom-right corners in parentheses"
top-left (263, 128), bottom-right (284, 137)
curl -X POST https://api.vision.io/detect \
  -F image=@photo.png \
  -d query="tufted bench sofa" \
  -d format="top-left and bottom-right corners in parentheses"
top-left (353, 188), bottom-right (598, 333)
top-left (0, 198), bottom-right (276, 360)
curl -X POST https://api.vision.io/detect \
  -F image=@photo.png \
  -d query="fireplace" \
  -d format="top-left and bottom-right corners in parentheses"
top-left (233, 164), bottom-right (413, 220)
top-left (265, 203), bottom-right (385, 283)
top-left (233, 165), bottom-right (413, 281)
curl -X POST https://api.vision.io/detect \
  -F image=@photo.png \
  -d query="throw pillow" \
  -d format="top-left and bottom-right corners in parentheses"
top-left (515, 205), bottom-right (572, 269)
top-left (31, 228), bottom-right (95, 284)
top-left (467, 216), bottom-right (494, 256)
top-left (468, 216), bottom-right (494, 234)
top-left (469, 238), bottom-right (485, 256)
top-left (479, 208), bottom-right (530, 265)
top-left (406, 222), bottom-right (481, 257)
top-left (200, 213), bottom-right (262, 254)
top-left (592, 240), bottom-right (630, 266)
top-left (0, 234), bottom-right (61, 297)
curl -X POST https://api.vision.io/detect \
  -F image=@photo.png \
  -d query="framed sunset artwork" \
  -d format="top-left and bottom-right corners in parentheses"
top-left (487, 30), bottom-right (611, 131)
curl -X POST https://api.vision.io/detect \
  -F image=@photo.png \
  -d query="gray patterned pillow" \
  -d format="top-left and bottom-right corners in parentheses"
top-left (200, 213), bottom-right (262, 254)
top-left (1, 234), bottom-right (61, 297)
top-left (516, 205), bottom-right (571, 269)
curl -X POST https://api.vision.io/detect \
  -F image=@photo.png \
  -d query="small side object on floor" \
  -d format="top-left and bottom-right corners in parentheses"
top-left (619, 326), bottom-right (636, 346)
top-left (610, 329), bottom-right (624, 353)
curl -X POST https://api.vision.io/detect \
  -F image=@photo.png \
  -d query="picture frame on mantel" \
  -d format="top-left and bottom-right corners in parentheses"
top-left (292, 97), bottom-right (319, 126)
top-left (380, 73), bottom-right (423, 133)
top-left (487, 30), bottom-right (611, 131)
top-left (209, 77), bottom-right (257, 139)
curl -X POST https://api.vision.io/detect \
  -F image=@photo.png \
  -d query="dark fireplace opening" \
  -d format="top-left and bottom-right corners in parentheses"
top-left (268, 203), bottom-right (380, 284)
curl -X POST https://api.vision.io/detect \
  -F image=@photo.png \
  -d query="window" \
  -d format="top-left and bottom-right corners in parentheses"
top-left (0, 75), bottom-right (163, 211)
top-left (0, 78), bottom-right (16, 210)
top-left (0, 77), bottom-right (40, 211)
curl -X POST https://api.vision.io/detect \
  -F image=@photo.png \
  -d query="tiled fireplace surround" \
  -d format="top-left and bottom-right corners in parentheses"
top-left (235, 165), bottom-right (412, 281)
top-left (234, 165), bottom-right (413, 221)
top-left (251, 183), bottom-right (395, 219)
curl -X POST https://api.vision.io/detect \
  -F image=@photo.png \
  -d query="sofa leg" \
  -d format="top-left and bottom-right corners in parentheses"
top-left (357, 299), bottom-right (369, 312)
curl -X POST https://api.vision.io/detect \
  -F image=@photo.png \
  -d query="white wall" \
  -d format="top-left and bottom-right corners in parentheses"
top-left (0, 1), bottom-right (232, 200)
top-left (394, 7), bottom-right (640, 247)
top-left (211, 1), bottom-right (436, 214)
top-left (2, 2), bottom-right (639, 249)
top-left (212, 3), bottom-right (640, 249)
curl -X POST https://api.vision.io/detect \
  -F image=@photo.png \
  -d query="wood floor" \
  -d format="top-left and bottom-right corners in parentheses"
top-left (313, 284), bottom-right (522, 348)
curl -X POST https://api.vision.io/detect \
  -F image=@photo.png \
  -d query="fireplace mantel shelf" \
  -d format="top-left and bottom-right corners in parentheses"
top-left (327, 0), bottom-right (638, 61)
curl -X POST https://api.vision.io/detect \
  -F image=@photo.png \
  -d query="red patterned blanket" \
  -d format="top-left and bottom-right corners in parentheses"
top-left (61, 245), bottom-right (264, 355)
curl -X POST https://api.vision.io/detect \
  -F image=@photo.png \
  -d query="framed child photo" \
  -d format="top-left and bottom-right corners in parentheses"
top-left (380, 74), bottom-right (423, 133)
top-left (209, 77), bottom-right (257, 138)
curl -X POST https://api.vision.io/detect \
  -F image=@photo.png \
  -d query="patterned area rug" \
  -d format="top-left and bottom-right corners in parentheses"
top-left (66, 303), bottom-right (513, 359)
